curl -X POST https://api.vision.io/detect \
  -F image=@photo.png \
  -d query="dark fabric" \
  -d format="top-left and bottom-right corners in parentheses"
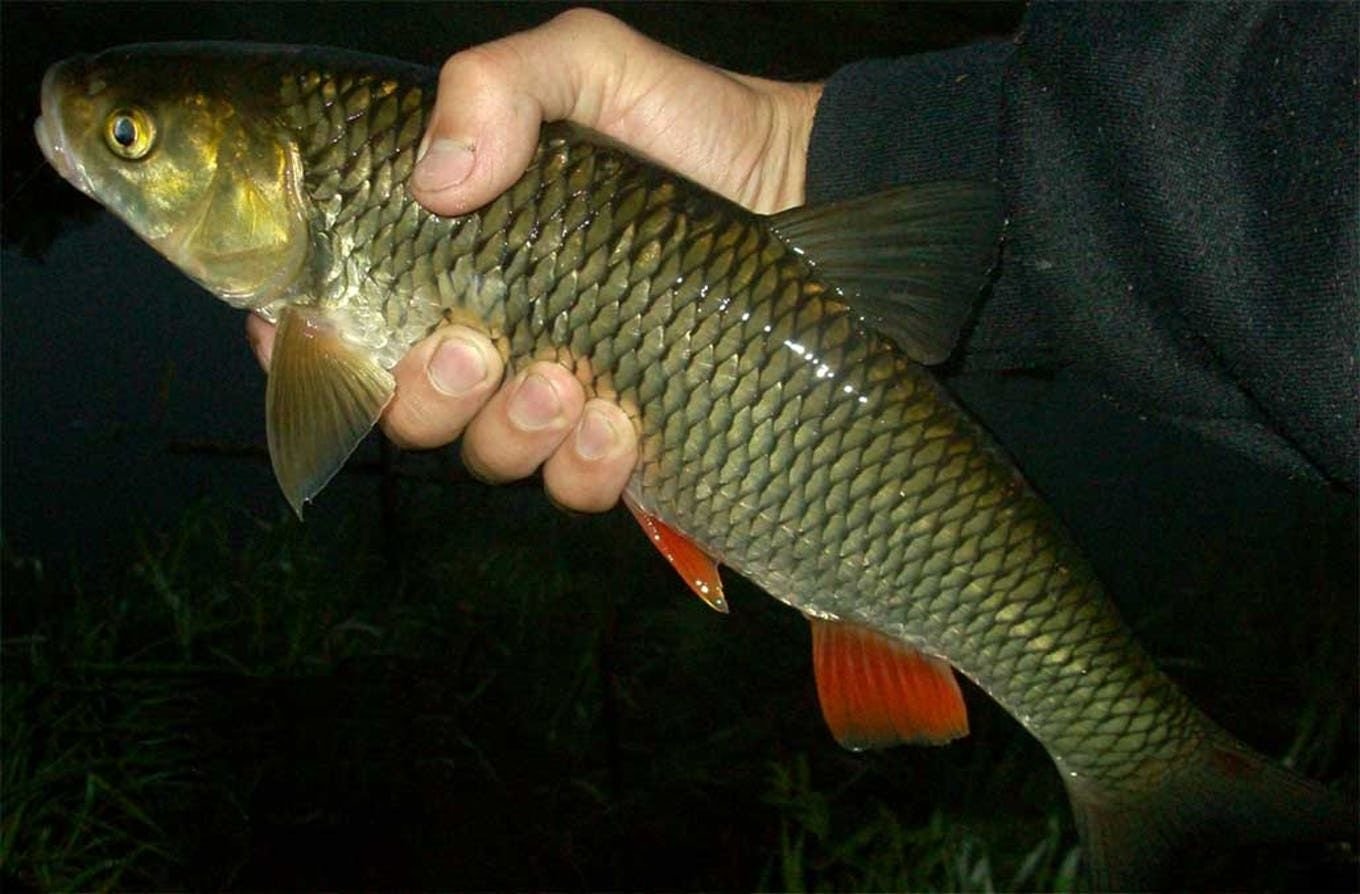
top-left (806, 2), bottom-right (1357, 490)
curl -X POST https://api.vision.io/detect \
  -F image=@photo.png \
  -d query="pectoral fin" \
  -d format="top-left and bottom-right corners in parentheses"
top-left (266, 305), bottom-right (395, 518)
top-left (809, 617), bottom-right (969, 749)
top-left (623, 494), bottom-right (727, 613)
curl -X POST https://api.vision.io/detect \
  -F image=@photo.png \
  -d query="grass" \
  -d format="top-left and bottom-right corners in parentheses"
top-left (2, 463), bottom-right (1355, 891)
top-left (763, 755), bottom-right (1081, 892)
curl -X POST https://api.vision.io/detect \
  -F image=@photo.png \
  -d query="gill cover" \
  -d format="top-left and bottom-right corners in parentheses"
top-left (174, 108), bottom-right (311, 307)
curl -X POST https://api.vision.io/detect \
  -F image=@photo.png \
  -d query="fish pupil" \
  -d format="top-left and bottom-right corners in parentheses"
top-left (112, 116), bottom-right (137, 147)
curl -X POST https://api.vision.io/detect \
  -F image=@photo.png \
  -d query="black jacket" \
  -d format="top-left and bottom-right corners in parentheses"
top-left (806, 2), bottom-right (1357, 490)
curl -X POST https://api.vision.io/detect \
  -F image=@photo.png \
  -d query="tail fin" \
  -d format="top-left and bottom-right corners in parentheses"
top-left (1065, 731), bottom-right (1355, 890)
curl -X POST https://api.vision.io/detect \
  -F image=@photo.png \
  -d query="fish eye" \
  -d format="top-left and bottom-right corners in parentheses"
top-left (103, 107), bottom-right (156, 160)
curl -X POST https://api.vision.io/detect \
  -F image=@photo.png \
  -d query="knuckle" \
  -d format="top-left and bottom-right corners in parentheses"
top-left (551, 7), bottom-right (619, 34)
top-left (437, 43), bottom-right (515, 97)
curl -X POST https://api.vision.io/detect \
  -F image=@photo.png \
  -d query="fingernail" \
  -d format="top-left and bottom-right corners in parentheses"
top-left (508, 372), bottom-right (563, 430)
top-left (428, 334), bottom-right (488, 396)
top-left (575, 406), bottom-right (618, 460)
top-left (413, 137), bottom-right (474, 191)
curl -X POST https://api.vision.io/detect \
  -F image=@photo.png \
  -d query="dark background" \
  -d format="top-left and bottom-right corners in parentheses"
top-left (2, 3), bottom-right (1354, 891)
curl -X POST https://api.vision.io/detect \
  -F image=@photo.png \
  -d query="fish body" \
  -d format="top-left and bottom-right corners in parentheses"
top-left (35, 43), bottom-right (1350, 887)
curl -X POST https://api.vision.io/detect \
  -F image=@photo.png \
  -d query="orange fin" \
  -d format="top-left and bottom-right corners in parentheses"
top-left (623, 494), bottom-right (727, 613)
top-left (809, 617), bottom-right (968, 749)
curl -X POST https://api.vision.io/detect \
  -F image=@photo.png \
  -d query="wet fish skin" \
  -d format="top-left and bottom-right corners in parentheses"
top-left (34, 42), bottom-right (1350, 888)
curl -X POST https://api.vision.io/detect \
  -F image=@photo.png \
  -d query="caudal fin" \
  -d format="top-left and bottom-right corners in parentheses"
top-left (1066, 730), bottom-right (1355, 890)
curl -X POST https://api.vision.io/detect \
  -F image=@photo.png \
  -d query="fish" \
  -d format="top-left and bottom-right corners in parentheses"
top-left (34, 42), bottom-right (1351, 888)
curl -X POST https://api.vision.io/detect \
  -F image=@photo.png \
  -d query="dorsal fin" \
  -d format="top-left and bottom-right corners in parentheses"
top-left (769, 182), bottom-right (1004, 365)
top-left (266, 305), bottom-right (395, 518)
top-left (809, 616), bottom-right (969, 749)
top-left (623, 494), bottom-right (727, 613)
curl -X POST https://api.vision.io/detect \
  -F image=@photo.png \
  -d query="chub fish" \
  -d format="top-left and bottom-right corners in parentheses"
top-left (34, 42), bottom-right (1350, 888)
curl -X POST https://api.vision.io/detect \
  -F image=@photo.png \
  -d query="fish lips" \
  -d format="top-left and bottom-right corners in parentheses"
top-left (34, 58), bottom-right (96, 199)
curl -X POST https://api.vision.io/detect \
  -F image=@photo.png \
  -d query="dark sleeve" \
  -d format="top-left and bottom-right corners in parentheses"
top-left (806, 3), bottom-right (1358, 490)
top-left (805, 39), bottom-right (1011, 193)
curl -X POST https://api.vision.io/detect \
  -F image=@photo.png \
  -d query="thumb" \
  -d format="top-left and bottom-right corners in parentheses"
top-left (409, 10), bottom-right (624, 217)
top-left (408, 48), bottom-right (542, 216)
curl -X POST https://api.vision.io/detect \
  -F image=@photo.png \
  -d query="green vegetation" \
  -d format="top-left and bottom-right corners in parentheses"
top-left (2, 472), bottom-right (1353, 891)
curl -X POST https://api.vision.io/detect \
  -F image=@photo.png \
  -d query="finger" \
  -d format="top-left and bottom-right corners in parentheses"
top-left (245, 313), bottom-right (274, 371)
top-left (542, 399), bottom-right (638, 513)
top-left (460, 361), bottom-right (585, 483)
top-left (409, 9), bottom-right (630, 216)
top-left (380, 325), bottom-right (504, 450)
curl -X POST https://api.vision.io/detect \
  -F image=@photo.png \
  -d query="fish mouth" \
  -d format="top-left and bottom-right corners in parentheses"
top-left (34, 60), bottom-right (96, 198)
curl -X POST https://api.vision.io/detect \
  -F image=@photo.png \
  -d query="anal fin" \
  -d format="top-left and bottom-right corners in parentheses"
top-left (809, 617), bottom-right (968, 749)
top-left (266, 305), bottom-right (395, 517)
top-left (623, 494), bottom-right (727, 613)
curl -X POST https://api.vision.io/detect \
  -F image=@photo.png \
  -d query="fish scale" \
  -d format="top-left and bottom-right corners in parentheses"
top-left (36, 43), bottom-right (1349, 888)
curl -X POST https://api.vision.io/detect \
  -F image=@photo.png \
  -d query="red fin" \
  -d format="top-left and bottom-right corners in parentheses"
top-left (809, 617), bottom-right (968, 749)
top-left (623, 495), bottom-right (727, 613)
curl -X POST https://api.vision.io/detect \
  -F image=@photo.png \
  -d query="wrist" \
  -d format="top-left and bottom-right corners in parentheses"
top-left (774, 80), bottom-right (824, 212)
top-left (730, 76), bottom-right (823, 214)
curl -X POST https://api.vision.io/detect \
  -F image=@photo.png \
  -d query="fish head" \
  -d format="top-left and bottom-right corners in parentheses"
top-left (35, 45), bottom-right (310, 309)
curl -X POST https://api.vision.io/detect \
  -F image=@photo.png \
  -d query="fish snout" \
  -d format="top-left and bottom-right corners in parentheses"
top-left (34, 58), bottom-right (95, 197)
